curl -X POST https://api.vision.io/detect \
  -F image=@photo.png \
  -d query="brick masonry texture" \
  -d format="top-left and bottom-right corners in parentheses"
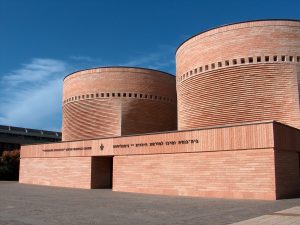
top-left (113, 149), bottom-right (276, 200)
top-left (19, 157), bottom-right (92, 189)
top-left (62, 67), bottom-right (177, 141)
top-left (19, 20), bottom-right (300, 200)
top-left (176, 20), bottom-right (300, 130)
top-left (19, 121), bottom-right (300, 200)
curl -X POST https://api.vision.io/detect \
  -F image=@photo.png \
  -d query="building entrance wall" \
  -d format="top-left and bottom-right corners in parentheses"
top-left (19, 121), bottom-right (300, 200)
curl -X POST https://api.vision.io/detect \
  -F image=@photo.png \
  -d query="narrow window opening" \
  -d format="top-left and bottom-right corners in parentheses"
top-left (218, 62), bottom-right (222, 67)
top-left (257, 56), bottom-right (261, 62)
top-left (78, 96), bottom-right (81, 100)
top-left (189, 70), bottom-right (192, 75)
top-left (205, 65), bottom-right (209, 70)
top-left (265, 56), bottom-right (270, 62)
top-left (241, 58), bottom-right (245, 64)
top-left (86, 94), bottom-right (89, 98)
top-left (129, 93), bottom-right (132, 97)
top-left (155, 96), bottom-right (157, 100)
top-left (273, 56), bottom-right (278, 61)
top-left (140, 94), bottom-right (143, 98)
top-left (248, 57), bottom-right (253, 63)
top-left (211, 63), bottom-right (215, 69)
top-left (297, 56), bottom-right (300, 62)
top-left (199, 67), bottom-right (203, 72)
top-left (96, 93), bottom-right (99, 97)
top-left (233, 59), bottom-right (237, 65)
top-left (123, 93), bottom-right (126, 97)
top-left (225, 60), bottom-right (230, 66)
top-left (91, 94), bottom-right (94, 98)
top-left (75, 96), bottom-right (77, 100)
top-left (289, 56), bottom-right (294, 62)
top-left (112, 93), bottom-right (115, 97)
top-left (281, 55), bottom-right (286, 61)
top-left (106, 93), bottom-right (110, 97)
top-left (150, 95), bottom-right (152, 99)
top-left (194, 68), bottom-right (197, 74)
top-left (145, 94), bottom-right (148, 98)
top-left (101, 93), bottom-right (104, 97)
top-left (82, 95), bottom-right (85, 99)
top-left (118, 93), bottom-right (121, 97)
top-left (134, 93), bottom-right (137, 98)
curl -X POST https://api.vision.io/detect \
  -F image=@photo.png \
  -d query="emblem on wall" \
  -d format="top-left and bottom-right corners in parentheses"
top-left (100, 144), bottom-right (104, 151)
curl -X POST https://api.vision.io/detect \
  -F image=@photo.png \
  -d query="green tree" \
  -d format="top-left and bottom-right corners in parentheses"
top-left (0, 150), bottom-right (20, 180)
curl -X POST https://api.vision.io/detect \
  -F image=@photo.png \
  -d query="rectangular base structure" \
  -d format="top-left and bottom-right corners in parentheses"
top-left (19, 121), bottom-right (300, 200)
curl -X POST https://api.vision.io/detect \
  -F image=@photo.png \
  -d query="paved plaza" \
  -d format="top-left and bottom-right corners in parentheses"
top-left (0, 181), bottom-right (299, 225)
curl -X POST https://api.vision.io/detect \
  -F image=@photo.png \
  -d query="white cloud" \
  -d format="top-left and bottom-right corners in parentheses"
top-left (2, 58), bottom-right (66, 86)
top-left (0, 58), bottom-right (68, 131)
top-left (0, 46), bottom-right (175, 131)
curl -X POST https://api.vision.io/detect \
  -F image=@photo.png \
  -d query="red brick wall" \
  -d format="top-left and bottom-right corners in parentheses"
top-left (178, 64), bottom-right (300, 130)
top-left (62, 67), bottom-right (177, 141)
top-left (19, 157), bottom-right (92, 189)
top-left (176, 20), bottom-right (300, 130)
top-left (113, 149), bottom-right (276, 200)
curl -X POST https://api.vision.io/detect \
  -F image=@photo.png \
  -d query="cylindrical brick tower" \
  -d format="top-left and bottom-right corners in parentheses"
top-left (176, 20), bottom-right (300, 130)
top-left (62, 67), bottom-right (177, 141)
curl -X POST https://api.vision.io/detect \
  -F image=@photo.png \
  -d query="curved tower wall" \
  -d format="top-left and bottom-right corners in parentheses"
top-left (176, 20), bottom-right (300, 130)
top-left (62, 67), bottom-right (177, 141)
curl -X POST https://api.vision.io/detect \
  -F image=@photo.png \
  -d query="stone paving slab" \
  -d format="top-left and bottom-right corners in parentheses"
top-left (230, 206), bottom-right (300, 225)
top-left (0, 181), bottom-right (300, 225)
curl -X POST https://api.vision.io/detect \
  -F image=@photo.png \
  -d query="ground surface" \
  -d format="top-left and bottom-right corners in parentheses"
top-left (0, 182), bottom-right (300, 225)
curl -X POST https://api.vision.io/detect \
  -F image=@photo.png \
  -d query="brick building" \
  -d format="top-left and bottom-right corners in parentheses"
top-left (19, 20), bottom-right (300, 200)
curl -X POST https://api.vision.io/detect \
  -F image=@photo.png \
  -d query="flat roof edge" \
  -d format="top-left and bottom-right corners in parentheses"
top-left (64, 66), bottom-right (175, 81)
top-left (22, 120), bottom-right (289, 146)
top-left (175, 19), bottom-right (300, 54)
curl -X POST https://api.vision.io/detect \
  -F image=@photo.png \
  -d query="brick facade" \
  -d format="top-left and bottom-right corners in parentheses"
top-left (113, 149), bottom-right (276, 200)
top-left (19, 20), bottom-right (300, 200)
top-left (177, 20), bottom-right (300, 130)
top-left (19, 121), bottom-right (300, 200)
top-left (62, 67), bottom-right (177, 141)
top-left (19, 157), bottom-right (91, 189)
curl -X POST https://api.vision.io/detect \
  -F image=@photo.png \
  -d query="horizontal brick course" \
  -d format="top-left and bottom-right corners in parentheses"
top-left (19, 157), bottom-right (92, 189)
top-left (62, 67), bottom-right (177, 141)
top-left (177, 20), bottom-right (300, 130)
top-left (113, 149), bottom-right (276, 200)
top-left (19, 121), bottom-right (300, 200)
top-left (19, 20), bottom-right (300, 200)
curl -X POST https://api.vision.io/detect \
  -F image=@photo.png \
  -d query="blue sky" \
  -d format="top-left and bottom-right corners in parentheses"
top-left (0, 0), bottom-right (299, 131)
